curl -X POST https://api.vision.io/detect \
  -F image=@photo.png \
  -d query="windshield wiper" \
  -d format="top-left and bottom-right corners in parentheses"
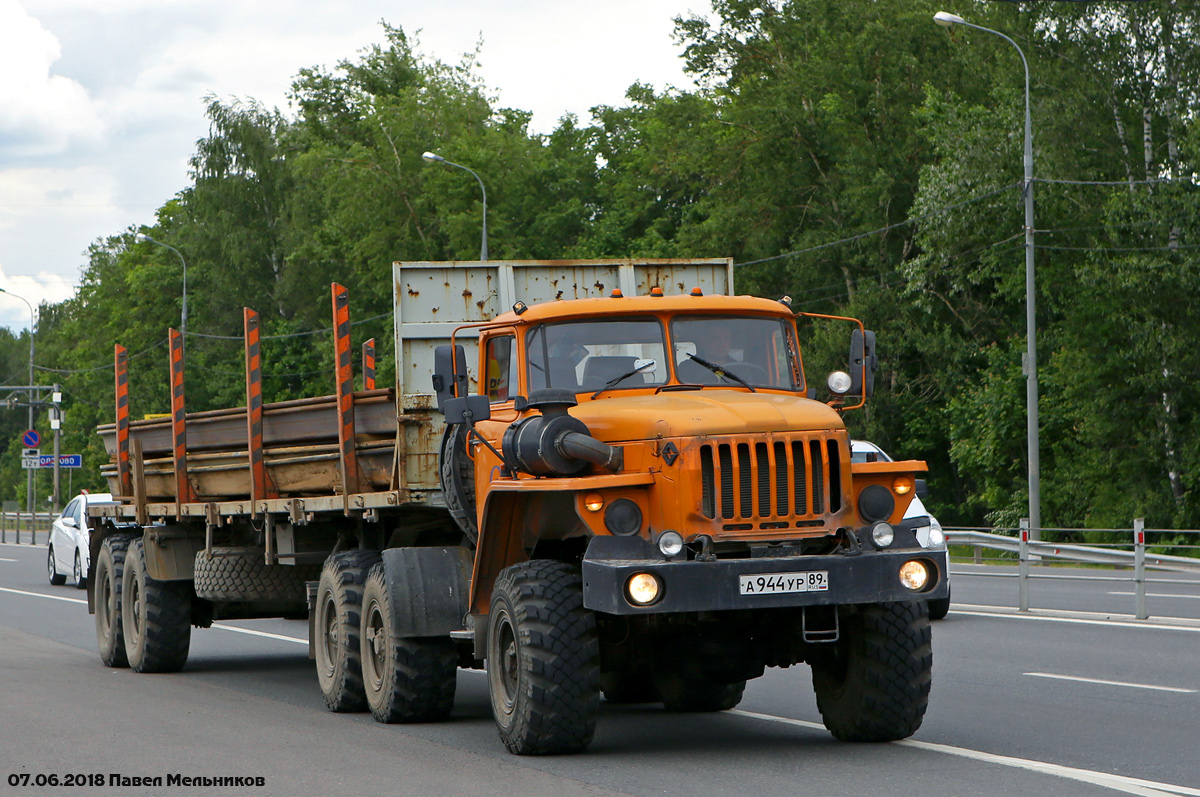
top-left (686, 354), bottom-right (757, 392)
top-left (591, 360), bottom-right (657, 399)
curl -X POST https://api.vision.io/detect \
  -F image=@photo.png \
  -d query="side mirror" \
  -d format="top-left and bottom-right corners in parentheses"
top-left (848, 329), bottom-right (877, 399)
top-left (432, 344), bottom-right (469, 411)
top-left (915, 478), bottom-right (928, 500)
top-left (61, 516), bottom-right (78, 529)
top-left (443, 395), bottom-right (492, 425)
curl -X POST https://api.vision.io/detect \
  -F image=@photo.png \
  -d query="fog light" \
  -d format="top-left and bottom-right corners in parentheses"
top-left (584, 493), bottom-right (604, 512)
top-left (899, 560), bottom-right (931, 591)
top-left (657, 530), bottom-right (684, 558)
top-left (893, 475), bottom-right (914, 495)
top-left (626, 573), bottom-right (662, 606)
top-left (871, 522), bottom-right (894, 548)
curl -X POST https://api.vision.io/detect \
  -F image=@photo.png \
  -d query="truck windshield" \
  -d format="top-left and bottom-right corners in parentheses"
top-left (671, 316), bottom-right (800, 390)
top-left (526, 317), bottom-right (668, 393)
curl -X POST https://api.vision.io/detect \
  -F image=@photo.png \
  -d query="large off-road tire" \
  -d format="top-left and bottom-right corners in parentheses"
top-left (811, 601), bottom-right (932, 742)
top-left (122, 538), bottom-right (192, 673)
top-left (927, 583), bottom-right (951, 621)
top-left (439, 425), bottom-right (477, 546)
top-left (656, 673), bottom-right (746, 712)
top-left (94, 534), bottom-right (135, 668)
top-left (193, 547), bottom-right (319, 602)
top-left (360, 562), bottom-right (458, 723)
top-left (47, 545), bottom-right (66, 585)
top-left (488, 560), bottom-right (599, 755)
top-left (315, 550), bottom-right (381, 712)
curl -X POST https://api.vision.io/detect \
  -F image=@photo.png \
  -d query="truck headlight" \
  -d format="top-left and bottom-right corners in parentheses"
top-left (899, 560), bottom-right (931, 591)
top-left (626, 573), bottom-right (662, 606)
top-left (604, 498), bottom-right (643, 536)
top-left (827, 371), bottom-right (852, 394)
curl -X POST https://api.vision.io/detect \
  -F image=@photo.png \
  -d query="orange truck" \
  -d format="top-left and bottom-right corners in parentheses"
top-left (87, 258), bottom-right (945, 756)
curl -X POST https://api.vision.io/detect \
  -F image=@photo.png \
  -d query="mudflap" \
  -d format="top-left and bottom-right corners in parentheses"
top-left (381, 546), bottom-right (473, 637)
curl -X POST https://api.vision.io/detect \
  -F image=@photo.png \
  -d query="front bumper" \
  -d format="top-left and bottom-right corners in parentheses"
top-left (582, 535), bottom-right (949, 616)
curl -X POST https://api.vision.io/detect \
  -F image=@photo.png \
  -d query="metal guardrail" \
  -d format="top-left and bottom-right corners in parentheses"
top-left (945, 519), bottom-right (1200, 620)
top-left (0, 511), bottom-right (55, 545)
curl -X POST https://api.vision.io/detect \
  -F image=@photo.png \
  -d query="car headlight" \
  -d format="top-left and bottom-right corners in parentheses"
top-left (927, 519), bottom-right (945, 548)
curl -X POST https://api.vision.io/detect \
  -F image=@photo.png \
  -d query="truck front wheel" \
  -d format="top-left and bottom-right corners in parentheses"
top-left (94, 534), bottom-right (135, 668)
top-left (811, 601), bottom-right (932, 742)
top-left (122, 538), bottom-right (192, 673)
top-left (488, 560), bottom-right (599, 755)
top-left (314, 550), bottom-right (381, 712)
top-left (360, 563), bottom-right (457, 723)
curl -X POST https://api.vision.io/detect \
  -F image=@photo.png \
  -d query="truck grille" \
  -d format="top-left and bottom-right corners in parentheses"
top-left (699, 437), bottom-right (842, 523)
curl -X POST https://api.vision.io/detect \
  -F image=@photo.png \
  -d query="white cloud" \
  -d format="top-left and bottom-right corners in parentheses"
top-left (0, 0), bottom-right (104, 158)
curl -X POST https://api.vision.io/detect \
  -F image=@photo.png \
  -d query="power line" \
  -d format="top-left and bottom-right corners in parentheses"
top-left (735, 182), bottom-right (1022, 269)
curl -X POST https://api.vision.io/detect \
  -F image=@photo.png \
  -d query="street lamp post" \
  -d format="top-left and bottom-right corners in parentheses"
top-left (935, 11), bottom-right (1041, 535)
top-left (136, 233), bottom-right (189, 351)
top-left (0, 287), bottom-right (37, 514)
top-left (422, 151), bottom-right (489, 261)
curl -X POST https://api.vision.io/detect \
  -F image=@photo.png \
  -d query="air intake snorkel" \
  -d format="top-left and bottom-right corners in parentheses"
top-left (503, 390), bottom-right (623, 476)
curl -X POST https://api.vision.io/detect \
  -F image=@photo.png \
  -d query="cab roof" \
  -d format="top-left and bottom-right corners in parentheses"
top-left (489, 292), bottom-right (795, 326)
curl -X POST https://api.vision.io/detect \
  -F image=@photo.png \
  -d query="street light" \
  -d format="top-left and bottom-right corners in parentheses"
top-left (422, 151), bottom-right (489, 261)
top-left (0, 287), bottom-right (37, 513)
top-left (136, 233), bottom-right (189, 350)
top-left (935, 11), bottom-right (1041, 534)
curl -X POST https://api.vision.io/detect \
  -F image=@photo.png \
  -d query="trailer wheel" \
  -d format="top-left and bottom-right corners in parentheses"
top-left (94, 534), bottom-right (135, 668)
top-left (122, 538), bottom-right (191, 673)
top-left (360, 563), bottom-right (458, 723)
top-left (439, 425), bottom-right (478, 546)
top-left (656, 673), bottom-right (746, 712)
top-left (487, 560), bottom-right (599, 755)
top-left (193, 547), bottom-right (319, 602)
top-left (811, 601), bottom-right (932, 742)
top-left (315, 550), bottom-right (381, 712)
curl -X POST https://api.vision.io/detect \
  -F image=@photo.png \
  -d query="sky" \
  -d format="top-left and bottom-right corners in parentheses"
top-left (0, 0), bottom-right (713, 334)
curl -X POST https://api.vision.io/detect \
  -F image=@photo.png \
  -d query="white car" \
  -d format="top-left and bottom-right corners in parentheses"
top-left (48, 492), bottom-right (112, 590)
top-left (850, 441), bottom-right (950, 619)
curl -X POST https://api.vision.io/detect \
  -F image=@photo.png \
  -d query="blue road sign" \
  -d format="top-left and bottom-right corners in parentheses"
top-left (21, 429), bottom-right (40, 448)
top-left (38, 454), bottom-right (82, 468)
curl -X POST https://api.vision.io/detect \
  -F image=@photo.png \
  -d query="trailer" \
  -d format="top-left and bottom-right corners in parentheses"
top-left (88, 258), bottom-right (946, 754)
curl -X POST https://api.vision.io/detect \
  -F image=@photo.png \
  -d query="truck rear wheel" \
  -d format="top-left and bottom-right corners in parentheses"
top-left (94, 534), bottom-right (135, 668)
top-left (360, 563), bottom-right (457, 723)
top-left (656, 673), bottom-right (746, 712)
top-left (122, 538), bottom-right (192, 673)
top-left (315, 550), bottom-right (381, 712)
top-left (488, 560), bottom-right (599, 755)
top-left (194, 547), bottom-right (319, 602)
top-left (811, 601), bottom-right (932, 742)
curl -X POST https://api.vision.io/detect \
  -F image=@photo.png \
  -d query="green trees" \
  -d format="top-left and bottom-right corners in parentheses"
top-left (12, 6), bottom-right (1200, 528)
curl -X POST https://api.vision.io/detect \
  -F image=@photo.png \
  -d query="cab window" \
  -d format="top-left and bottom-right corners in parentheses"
top-left (484, 335), bottom-right (520, 403)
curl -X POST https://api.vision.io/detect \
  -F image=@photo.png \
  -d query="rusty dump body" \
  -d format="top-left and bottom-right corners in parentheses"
top-left (87, 258), bottom-right (945, 755)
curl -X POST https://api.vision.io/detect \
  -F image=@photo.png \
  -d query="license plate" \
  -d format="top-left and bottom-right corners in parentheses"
top-left (739, 571), bottom-right (829, 596)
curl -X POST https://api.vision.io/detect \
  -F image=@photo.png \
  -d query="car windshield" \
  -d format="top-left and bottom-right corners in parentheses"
top-left (526, 317), bottom-right (668, 394)
top-left (670, 315), bottom-right (800, 390)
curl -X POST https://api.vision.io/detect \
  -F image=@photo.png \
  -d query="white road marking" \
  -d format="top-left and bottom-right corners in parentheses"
top-left (730, 710), bottom-right (1200, 797)
top-left (0, 558), bottom-right (17, 562)
top-left (0, 585), bottom-right (308, 645)
top-left (953, 608), bottom-right (1200, 633)
top-left (1109, 591), bottom-right (1200, 600)
top-left (0, 585), bottom-right (87, 605)
top-left (1024, 672), bottom-right (1195, 693)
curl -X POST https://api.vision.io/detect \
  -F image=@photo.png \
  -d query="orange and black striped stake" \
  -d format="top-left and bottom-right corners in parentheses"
top-left (362, 338), bottom-right (376, 391)
top-left (169, 328), bottom-right (197, 516)
top-left (332, 284), bottom-right (360, 505)
top-left (114, 344), bottom-right (132, 498)
top-left (244, 309), bottom-right (278, 513)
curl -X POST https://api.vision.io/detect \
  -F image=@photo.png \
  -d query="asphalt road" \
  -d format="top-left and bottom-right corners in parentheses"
top-left (2, 540), bottom-right (1199, 797)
